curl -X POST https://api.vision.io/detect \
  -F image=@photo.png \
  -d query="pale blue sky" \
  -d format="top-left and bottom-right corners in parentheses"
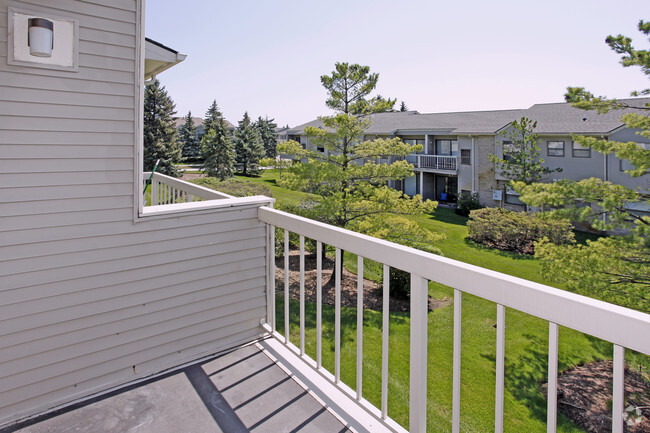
top-left (145, 0), bottom-right (648, 128)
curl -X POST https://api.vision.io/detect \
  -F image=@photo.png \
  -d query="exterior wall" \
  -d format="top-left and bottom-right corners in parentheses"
top-left (0, 0), bottom-right (269, 426)
top-left (475, 136), bottom-right (500, 206)
top-left (608, 128), bottom-right (650, 193)
top-left (457, 136), bottom-right (473, 193)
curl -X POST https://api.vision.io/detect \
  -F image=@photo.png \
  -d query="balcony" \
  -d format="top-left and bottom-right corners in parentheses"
top-left (7, 176), bottom-right (650, 433)
top-left (406, 155), bottom-right (458, 173)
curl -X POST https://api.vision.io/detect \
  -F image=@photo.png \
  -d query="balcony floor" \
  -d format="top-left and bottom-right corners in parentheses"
top-left (7, 341), bottom-right (354, 433)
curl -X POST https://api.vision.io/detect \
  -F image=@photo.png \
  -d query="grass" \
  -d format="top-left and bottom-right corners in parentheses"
top-left (202, 170), bottom-right (645, 431)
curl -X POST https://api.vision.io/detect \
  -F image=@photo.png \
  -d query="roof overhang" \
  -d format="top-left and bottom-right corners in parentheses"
top-left (144, 37), bottom-right (186, 81)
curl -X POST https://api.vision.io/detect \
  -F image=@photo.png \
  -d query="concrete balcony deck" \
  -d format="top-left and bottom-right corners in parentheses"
top-left (6, 342), bottom-right (355, 433)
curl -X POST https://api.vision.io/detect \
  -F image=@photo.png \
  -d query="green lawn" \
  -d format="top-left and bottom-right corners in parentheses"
top-left (220, 170), bottom-right (644, 432)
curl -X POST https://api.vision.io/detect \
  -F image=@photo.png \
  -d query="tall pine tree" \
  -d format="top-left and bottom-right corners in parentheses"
top-left (234, 112), bottom-right (265, 176)
top-left (179, 111), bottom-right (200, 161)
top-left (254, 116), bottom-right (278, 158)
top-left (203, 100), bottom-right (226, 138)
top-left (200, 103), bottom-right (235, 180)
top-left (143, 79), bottom-right (181, 177)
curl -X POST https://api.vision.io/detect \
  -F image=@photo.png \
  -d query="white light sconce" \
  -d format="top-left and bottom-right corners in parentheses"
top-left (28, 18), bottom-right (54, 57)
top-left (8, 7), bottom-right (78, 71)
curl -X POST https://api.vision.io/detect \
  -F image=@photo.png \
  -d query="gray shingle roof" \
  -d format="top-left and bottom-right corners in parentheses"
top-left (288, 98), bottom-right (650, 136)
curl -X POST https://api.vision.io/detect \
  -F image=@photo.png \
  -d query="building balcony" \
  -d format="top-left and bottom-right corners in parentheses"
top-left (406, 154), bottom-right (458, 173)
top-left (5, 176), bottom-right (650, 433)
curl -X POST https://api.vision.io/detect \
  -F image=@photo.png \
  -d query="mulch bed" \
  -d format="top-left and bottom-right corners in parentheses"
top-left (543, 360), bottom-right (649, 432)
top-left (275, 250), bottom-right (451, 313)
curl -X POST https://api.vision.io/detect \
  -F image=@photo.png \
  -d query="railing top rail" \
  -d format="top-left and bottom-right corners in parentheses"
top-left (258, 206), bottom-right (650, 355)
top-left (146, 172), bottom-right (235, 200)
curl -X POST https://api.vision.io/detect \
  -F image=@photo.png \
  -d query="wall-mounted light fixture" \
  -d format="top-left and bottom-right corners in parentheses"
top-left (8, 8), bottom-right (78, 71)
top-left (28, 18), bottom-right (54, 57)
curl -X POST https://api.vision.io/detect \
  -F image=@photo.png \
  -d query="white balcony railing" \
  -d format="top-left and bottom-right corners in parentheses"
top-left (143, 172), bottom-right (233, 206)
top-left (405, 154), bottom-right (458, 171)
top-left (258, 206), bottom-right (650, 433)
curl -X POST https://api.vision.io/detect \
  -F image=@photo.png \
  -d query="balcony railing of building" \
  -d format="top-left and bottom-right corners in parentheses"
top-left (258, 207), bottom-right (650, 433)
top-left (377, 155), bottom-right (458, 172)
top-left (143, 172), bottom-right (232, 206)
top-left (138, 175), bottom-right (649, 433)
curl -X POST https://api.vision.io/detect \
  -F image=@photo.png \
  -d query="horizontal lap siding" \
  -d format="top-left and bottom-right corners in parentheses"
top-left (0, 0), bottom-right (269, 427)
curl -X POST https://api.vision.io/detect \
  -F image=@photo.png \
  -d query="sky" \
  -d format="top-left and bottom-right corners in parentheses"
top-left (145, 0), bottom-right (649, 128)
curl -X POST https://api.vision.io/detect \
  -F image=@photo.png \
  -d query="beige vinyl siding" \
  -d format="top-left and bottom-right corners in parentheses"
top-left (0, 0), bottom-right (271, 426)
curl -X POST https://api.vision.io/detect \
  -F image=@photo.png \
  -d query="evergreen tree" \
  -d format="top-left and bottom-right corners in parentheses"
top-left (278, 62), bottom-right (440, 255)
top-left (489, 117), bottom-right (562, 186)
top-left (254, 116), bottom-right (279, 158)
top-left (200, 103), bottom-right (235, 180)
top-left (143, 79), bottom-right (181, 177)
top-left (179, 111), bottom-right (200, 161)
top-left (234, 112), bottom-right (265, 176)
top-left (515, 19), bottom-right (650, 313)
top-left (203, 100), bottom-right (225, 138)
top-left (399, 101), bottom-right (408, 112)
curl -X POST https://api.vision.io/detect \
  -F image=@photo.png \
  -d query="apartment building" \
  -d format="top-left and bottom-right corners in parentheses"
top-left (287, 100), bottom-right (650, 208)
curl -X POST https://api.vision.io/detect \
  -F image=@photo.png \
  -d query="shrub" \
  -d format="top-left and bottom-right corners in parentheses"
top-left (467, 208), bottom-right (574, 254)
top-left (455, 192), bottom-right (483, 217)
top-left (190, 177), bottom-right (272, 197)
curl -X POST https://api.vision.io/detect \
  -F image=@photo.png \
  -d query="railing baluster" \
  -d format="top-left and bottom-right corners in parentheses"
top-left (612, 345), bottom-right (625, 433)
top-left (284, 230), bottom-right (290, 344)
top-left (151, 180), bottom-right (158, 205)
top-left (335, 248), bottom-right (341, 383)
top-left (410, 274), bottom-right (428, 433)
top-left (547, 322), bottom-right (559, 433)
top-left (495, 304), bottom-right (506, 433)
top-left (452, 289), bottom-right (462, 433)
top-left (299, 235), bottom-right (305, 356)
top-left (356, 255), bottom-right (364, 400)
top-left (316, 241), bottom-right (323, 369)
top-left (268, 224), bottom-right (276, 332)
top-left (381, 264), bottom-right (389, 419)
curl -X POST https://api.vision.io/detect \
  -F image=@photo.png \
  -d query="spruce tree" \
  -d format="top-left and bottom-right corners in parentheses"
top-left (203, 100), bottom-right (224, 138)
top-left (254, 116), bottom-right (279, 158)
top-left (399, 101), bottom-right (408, 112)
top-left (179, 111), bottom-right (200, 161)
top-left (143, 79), bottom-right (181, 177)
top-left (234, 112), bottom-right (265, 176)
top-left (200, 103), bottom-right (235, 180)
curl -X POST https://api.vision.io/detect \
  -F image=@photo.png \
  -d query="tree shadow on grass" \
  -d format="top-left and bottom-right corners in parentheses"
top-left (275, 298), bottom-right (408, 354)
top-left (492, 331), bottom-right (611, 430)
top-left (428, 208), bottom-right (468, 226)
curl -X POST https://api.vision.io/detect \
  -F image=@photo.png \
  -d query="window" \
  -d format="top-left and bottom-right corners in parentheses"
top-left (435, 139), bottom-right (458, 156)
top-left (301, 142), bottom-right (306, 150)
top-left (547, 141), bottom-right (564, 157)
top-left (317, 146), bottom-right (324, 153)
top-left (502, 140), bottom-right (517, 163)
top-left (572, 141), bottom-right (591, 158)
top-left (505, 187), bottom-right (524, 206)
top-left (620, 158), bottom-right (634, 172)
top-left (403, 139), bottom-right (425, 153)
top-left (460, 149), bottom-right (471, 165)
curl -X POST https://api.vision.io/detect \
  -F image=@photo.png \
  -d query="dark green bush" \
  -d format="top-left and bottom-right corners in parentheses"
top-left (190, 177), bottom-right (272, 197)
top-left (467, 207), bottom-right (574, 254)
top-left (455, 192), bottom-right (483, 217)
